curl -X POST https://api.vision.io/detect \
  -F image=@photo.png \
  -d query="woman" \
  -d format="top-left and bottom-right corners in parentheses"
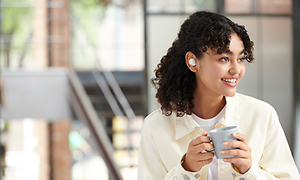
top-left (137, 11), bottom-right (300, 180)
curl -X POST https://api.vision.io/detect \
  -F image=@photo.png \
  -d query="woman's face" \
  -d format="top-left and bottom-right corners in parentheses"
top-left (195, 33), bottom-right (246, 98)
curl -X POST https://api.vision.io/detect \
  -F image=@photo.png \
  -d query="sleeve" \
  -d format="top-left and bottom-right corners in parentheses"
top-left (137, 122), bottom-right (205, 180)
top-left (231, 109), bottom-right (300, 180)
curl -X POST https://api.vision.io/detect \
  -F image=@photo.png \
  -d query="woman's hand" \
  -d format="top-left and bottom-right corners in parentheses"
top-left (182, 131), bottom-right (214, 172)
top-left (220, 133), bottom-right (252, 174)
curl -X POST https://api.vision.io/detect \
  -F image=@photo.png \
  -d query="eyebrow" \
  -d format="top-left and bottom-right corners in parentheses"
top-left (224, 49), bottom-right (247, 55)
top-left (206, 49), bottom-right (247, 56)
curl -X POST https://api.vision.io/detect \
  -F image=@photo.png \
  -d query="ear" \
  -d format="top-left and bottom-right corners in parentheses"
top-left (185, 51), bottom-right (198, 72)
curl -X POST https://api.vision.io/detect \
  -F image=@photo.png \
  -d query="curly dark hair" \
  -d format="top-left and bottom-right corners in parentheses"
top-left (151, 11), bottom-right (254, 117)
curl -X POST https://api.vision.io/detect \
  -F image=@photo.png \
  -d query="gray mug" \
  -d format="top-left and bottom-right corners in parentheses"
top-left (208, 126), bottom-right (239, 159)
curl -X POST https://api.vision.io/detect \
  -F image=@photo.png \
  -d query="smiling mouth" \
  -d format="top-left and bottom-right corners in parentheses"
top-left (221, 78), bottom-right (237, 83)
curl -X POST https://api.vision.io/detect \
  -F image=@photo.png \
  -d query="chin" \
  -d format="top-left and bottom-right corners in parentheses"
top-left (224, 91), bottom-right (237, 97)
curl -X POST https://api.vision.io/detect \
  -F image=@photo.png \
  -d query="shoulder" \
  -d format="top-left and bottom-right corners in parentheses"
top-left (232, 93), bottom-right (279, 124)
top-left (143, 109), bottom-right (177, 133)
top-left (235, 93), bottom-right (276, 112)
top-left (144, 109), bottom-right (165, 126)
top-left (230, 94), bottom-right (280, 133)
top-left (144, 109), bottom-right (164, 121)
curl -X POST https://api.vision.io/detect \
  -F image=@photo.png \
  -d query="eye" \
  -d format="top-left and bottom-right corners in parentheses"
top-left (219, 57), bottom-right (229, 62)
top-left (238, 57), bottom-right (247, 62)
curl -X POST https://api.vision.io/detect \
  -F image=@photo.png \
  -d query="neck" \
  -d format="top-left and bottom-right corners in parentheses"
top-left (192, 94), bottom-right (226, 119)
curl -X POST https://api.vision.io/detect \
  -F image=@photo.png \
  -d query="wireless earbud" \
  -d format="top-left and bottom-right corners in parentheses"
top-left (189, 58), bottom-right (196, 66)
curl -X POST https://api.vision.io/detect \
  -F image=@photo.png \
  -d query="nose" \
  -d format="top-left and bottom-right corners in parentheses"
top-left (229, 62), bottom-right (241, 75)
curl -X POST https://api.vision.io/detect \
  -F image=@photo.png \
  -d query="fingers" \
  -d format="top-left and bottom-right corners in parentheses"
top-left (221, 132), bottom-right (252, 174)
top-left (198, 153), bottom-right (214, 164)
top-left (196, 152), bottom-right (214, 160)
top-left (221, 133), bottom-right (251, 157)
top-left (184, 151), bottom-right (214, 172)
top-left (193, 136), bottom-right (211, 146)
top-left (192, 131), bottom-right (211, 146)
top-left (220, 149), bottom-right (248, 158)
top-left (223, 139), bottom-right (250, 152)
top-left (190, 132), bottom-right (214, 153)
top-left (223, 156), bottom-right (251, 165)
top-left (183, 131), bottom-right (214, 172)
top-left (202, 130), bottom-right (208, 136)
top-left (232, 133), bottom-right (247, 143)
top-left (198, 142), bottom-right (214, 152)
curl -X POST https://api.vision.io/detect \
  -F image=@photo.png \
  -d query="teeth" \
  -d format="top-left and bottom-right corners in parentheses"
top-left (222, 79), bottom-right (236, 83)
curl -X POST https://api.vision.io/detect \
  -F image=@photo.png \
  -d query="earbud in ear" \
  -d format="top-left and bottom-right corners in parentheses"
top-left (189, 58), bottom-right (196, 66)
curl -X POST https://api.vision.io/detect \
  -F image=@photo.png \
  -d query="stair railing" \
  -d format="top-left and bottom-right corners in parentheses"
top-left (92, 70), bottom-right (124, 118)
top-left (102, 70), bottom-right (137, 122)
top-left (91, 69), bottom-right (137, 134)
top-left (69, 70), bottom-right (123, 180)
top-left (71, 14), bottom-right (137, 132)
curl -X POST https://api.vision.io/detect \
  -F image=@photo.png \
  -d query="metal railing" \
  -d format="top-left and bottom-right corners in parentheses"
top-left (91, 69), bottom-right (137, 133)
top-left (69, 70), bottom-right (123, 180)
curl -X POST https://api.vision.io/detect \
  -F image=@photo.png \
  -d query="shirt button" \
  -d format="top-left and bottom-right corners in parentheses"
top-left (183, 175), bottom-right (190, 180)
top-left (232, 173), bottom-right (237, 178)
top-left (195, 173), bottom-right (200, 179)
top-left (239, 178), bottom-right (245, 180)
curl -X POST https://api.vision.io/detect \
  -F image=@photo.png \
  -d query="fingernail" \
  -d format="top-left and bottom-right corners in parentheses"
top-left (220, 151), bottom-right (225, 155)
top-left (223, 142), bottom-right (228, 146)
top-left (223, 159), bottom-right (228, 162)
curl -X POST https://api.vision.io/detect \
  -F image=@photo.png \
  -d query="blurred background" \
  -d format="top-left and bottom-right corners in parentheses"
top-left (0, 0), bottom-right (299, 179)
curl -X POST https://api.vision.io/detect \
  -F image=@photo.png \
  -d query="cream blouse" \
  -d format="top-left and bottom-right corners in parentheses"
top-left (137, 93), bottom-right (300, 180)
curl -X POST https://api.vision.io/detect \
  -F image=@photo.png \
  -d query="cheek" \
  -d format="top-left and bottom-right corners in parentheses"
top-left (198, 63), bottom-right (227, 80)
top-left (212, 65), bottom-right (228, 77)
top-left (200, 66), bottom-right (223, 79)
top-left (240, 65), bottom-right (246, 78)
top-left (206, 63), bottom-right (225, 72)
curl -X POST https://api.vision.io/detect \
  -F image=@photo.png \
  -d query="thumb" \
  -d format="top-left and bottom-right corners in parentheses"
top-left (202, 131), bottom-right (208, 136)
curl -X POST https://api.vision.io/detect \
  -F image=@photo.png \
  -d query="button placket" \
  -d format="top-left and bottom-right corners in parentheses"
top-left (182, 174), bottom-right (190, 180)
top-left (195, 173), bottom-right (200, 179)
top-left (232, 172), bottom-right (237, 178)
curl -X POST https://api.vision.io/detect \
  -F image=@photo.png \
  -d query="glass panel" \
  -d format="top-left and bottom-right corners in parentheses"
top-left (112, 116), bottom-right (143, 179)
top-left (147, 0), bottom-right (182, 13)
top-left (0, 0), bottom-right (38, 69)
top-left (147, 0), bottom-right (215, 14)
top-left (1, 0), bottom-right (145, 71)
top-left (70, 120), bottom-right (109, 180)
top-left (224, 0), bottom-right (253, 14)
top-left (1, 119), bottom-right (52, 180)
top-left (261, 17), bottom-right (293, 143)
top-left (147, 15), bottom-right (188, 112)
top-left (225, 0), bottom-right (292, 15)
top-left (259, 0), bottom-right (292, 15)
top-left (0, 118), bottom-right (111, 180)
top-left (184, 0), bottom-right (216, 13)
top-left (70, 0), bottom-right (144, 71)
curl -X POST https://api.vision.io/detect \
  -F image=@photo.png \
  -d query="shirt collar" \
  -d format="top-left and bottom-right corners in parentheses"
top-left (175, 94), bottom-right (241, 140)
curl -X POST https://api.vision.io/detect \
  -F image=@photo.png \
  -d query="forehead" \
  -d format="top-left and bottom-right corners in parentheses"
top-left (228, 33), bottom-right (244, 51)
top-left (208, 33), bottom-right (245, 55)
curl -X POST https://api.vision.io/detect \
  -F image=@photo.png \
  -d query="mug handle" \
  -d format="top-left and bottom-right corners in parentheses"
top-left (206, 135), bottom-right (215, 153)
